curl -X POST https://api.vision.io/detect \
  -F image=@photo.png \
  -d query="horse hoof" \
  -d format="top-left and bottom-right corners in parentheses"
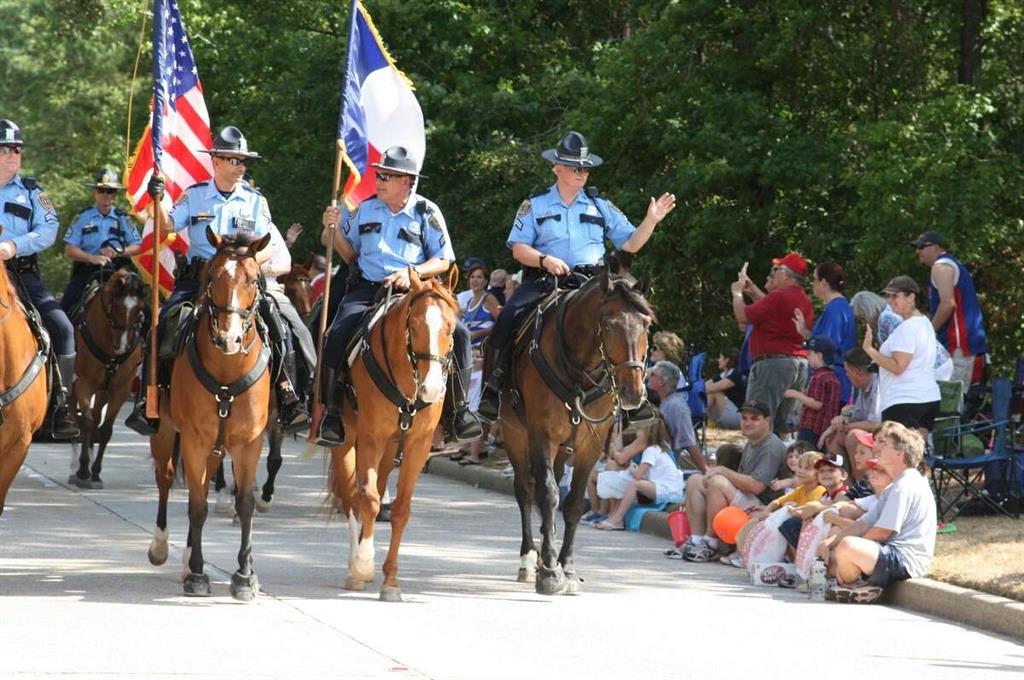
top-left (255, 495), bottom-right (272, 513)
top-left (344, 576), bottom-right (366, 592)
top-left (376, 504), bottom-right (391, 522)
top-left (89, 477), bottom-right (103, 490)
top-left (563, 572), bottom-right (582, 596)
top-left (379, 587), bottom-right (402, 602)
top-left (68, 474), bottom-right (91, 489)
top-left (148, 540), bottom-right (169, 566)
top-left (183, 573), bottom-right (211, 597)
top-left (516, 568), bottom-right (537, 583)
top-left (349, 560), bottom-right (374, 584)
top-left (535, 566), bottom-right (567, 596)
top-left (230, 571), bottom-right (260, 602)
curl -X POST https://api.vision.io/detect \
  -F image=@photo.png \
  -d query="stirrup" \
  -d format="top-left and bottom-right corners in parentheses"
top-left (314, 410), bottom-right (344, 447)
top-left (125, 400), bottom-right (158, 436)
top-left (476, 386), bottom-right (500, 424)
top-left (449, 409), bottom-right (483, 442)
top-left (621, 402), bottom-right (657, 432)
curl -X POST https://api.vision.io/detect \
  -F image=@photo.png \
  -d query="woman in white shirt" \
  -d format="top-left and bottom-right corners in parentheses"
top-left (861, 276), bottom-right (940, 434)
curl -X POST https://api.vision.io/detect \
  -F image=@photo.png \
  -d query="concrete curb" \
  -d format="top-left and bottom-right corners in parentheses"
top-left (424, 456), bottom-right (1024, 642)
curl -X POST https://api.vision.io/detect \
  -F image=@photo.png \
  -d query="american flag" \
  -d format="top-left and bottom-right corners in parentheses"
top-left (125, 0), bottom-right (212, 295)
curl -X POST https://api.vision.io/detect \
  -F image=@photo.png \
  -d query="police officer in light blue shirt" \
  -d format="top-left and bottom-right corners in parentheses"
top-left (0, 119), bottom-right (79, 438)
top-left (61, 168), bottom-right (143, 314)
top-left (477, 130), bottom-right (677, 423)
top-left (317, 145), bottom-right (481, 446)
top-left (125, 125), bottom-right (309, 435)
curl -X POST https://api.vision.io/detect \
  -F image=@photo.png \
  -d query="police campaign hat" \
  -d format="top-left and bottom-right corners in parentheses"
top-left (541, 130), bottom-right (603, 168)
top-left (199, 126), bottom-right (260, 159)
top-left (0, 119), bottom-right (25, 146)
top-left (89, 167), bottom-right (125, 190)
top-left (371, 146), bottom-right (426, 178)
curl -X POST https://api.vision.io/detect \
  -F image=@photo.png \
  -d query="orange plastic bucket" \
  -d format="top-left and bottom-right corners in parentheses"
top-left (667, 509), bottom-right (690, 547)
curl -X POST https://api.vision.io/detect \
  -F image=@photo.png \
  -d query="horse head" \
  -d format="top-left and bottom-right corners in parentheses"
top-left (280, 257), bottom-right (314, 318)
top-left (404, 266), bottom-right (459, 404)
top-left (202, 226), bottom-right (270, 355)
top-left (596, 267), bottom-right (656, 411)
top-left (101, 267), bottom-right (147, 354)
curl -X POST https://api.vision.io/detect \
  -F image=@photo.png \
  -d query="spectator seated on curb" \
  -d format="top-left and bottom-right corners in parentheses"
top-left (768, 440), bottom-right (812, 493)
top-left (648, 360), bottom-right (706, 472)
top-left (582, 420), bottom-right (647, 526)
top-left (594, 417), bottom-right (684, 530)
top-left (735, 450), bottom-right (824, 565)
top-left (777, 452), bottom-right (849, 555)
top-left (818, 348), bottom-right (882, 455)
top-left (816, 421), bottom-right (936, 604)
top-left (680, 400), bottom-right (790, 563)
top-left (785, 335), bottom-right (842, 445)
top-left (705, 349), bottom-right (746, 430)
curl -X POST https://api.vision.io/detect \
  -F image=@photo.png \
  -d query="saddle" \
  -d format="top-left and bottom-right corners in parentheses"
top-left (344, 291), bottom-right (404, 369)
top-left (0, 267), bottom-right (52, 422)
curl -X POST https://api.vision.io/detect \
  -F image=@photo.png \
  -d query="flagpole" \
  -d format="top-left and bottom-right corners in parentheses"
top-left (308, 148), bottom-right (345, 441)
top-left (145, 195), bottom-right (162, 419)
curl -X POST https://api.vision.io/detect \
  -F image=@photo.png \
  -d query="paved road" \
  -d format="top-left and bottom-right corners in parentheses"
top-left (1, 418), bottom-right (1021, 680)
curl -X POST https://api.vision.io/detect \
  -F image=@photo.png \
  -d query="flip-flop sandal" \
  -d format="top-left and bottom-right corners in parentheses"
top-left (594, 521), bottom-right (625, 531)
top-left (458, 458), bottom-right (482, 466)
top-left (448, 451), bottom-right (467, 461)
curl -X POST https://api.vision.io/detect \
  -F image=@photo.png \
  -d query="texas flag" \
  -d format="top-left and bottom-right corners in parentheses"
top-left (338, 0), bottom-right (424, 209)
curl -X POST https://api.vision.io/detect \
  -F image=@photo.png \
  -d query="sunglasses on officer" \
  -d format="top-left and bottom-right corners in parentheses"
top-left (568, 166), bottom-right (590, 176)
top-left (213, 155), bottom-right (249, 166)
top-left (0, 146), bottom-right (22, 156)
top-left (96, 187), bottom-right (117, 195)
top-left (376, 172), bottom-right (409, 183)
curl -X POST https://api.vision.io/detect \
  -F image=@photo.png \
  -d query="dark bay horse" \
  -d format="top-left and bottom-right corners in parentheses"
top-left (279, 256), bottom-right (314, 322)
top-left (147, 228), bottom-right (272, 600)
top-left (328, 267), bottom-right (460, 601)
top-left (69, 267), bottom-right (146, 489)
top-left (500, 270), bottom-right (653, 594)
top-left (0, 226), bottom-right (49, 514)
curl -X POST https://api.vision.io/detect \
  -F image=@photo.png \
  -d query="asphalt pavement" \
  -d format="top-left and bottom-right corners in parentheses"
top-left (1, 417), bottom-right (1021, 679)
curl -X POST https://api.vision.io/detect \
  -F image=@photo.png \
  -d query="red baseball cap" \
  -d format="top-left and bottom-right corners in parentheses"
top-left (851, 429), bottom-right (875, 449)
top-left (865, 458), bottom-right (882, 470)
top-left (771, 252), bottom-right (808, 277)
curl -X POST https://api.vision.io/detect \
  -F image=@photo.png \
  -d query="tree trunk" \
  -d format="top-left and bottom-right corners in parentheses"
top-left (959, 0), bottom-right (986, 85)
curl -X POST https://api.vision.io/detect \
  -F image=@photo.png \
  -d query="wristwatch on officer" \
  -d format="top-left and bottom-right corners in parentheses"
top-left (538, 254), bottom-right (547, 272)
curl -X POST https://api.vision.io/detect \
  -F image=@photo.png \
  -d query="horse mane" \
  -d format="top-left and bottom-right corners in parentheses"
top-left (591, 274), bottom-right (658, 324)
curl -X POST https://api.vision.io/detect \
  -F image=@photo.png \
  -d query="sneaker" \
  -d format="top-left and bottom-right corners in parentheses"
top-left (683, 541), bottom-right (720, 563)
top-left (580, 511), bottom-right (602, 524)
top-left (583, 513), bottom-right (608, 527)
top-left (828, 581), bottom-right (883, 604)
top-left (501, 464), bottom-right (515, 478)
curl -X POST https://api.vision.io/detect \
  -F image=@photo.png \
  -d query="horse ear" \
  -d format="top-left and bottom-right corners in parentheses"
top-left (408, 264), bottom-right (424, 290)
top-left (636, 273), bottom-right (652, 296)
top-left (206, 226), bottom-right (221, 250)
top-left (600, 263), bottom-right (613, 291)
top-left (444, 262), bottom-right (458, 292)
top-left (250, 233), bottom-right (272, 256)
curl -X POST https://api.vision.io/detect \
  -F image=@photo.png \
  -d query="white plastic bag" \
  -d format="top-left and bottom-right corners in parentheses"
top-left (795, 511), bottom-right (830, 580)
top-left (742, 507), bottom-right (790, 572)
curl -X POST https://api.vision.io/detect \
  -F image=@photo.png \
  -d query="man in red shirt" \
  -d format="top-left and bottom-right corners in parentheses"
top-left (730, 252), bottom-right (814, 435)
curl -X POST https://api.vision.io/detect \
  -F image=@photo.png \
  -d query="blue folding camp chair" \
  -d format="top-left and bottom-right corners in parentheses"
top-left (681, 351), bottom-right (707, 451)
top-left (929, 377), bottom-right (1016, 521)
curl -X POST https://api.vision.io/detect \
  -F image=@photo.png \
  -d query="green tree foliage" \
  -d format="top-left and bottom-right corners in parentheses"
top-left (2, 0), bottom-right (1022, 369)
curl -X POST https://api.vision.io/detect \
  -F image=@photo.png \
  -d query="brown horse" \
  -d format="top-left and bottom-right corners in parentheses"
top-left (328, 267), bottom-right (460, 602)
top-left (0, 227), bottom-right (49, 514)
top-left (147, 228), bottom-right (272, 600)
top-left (279, 256), bottom-right (315, 321)
top-left (500, 271), bottom-right (653, 594)
top-left (69, 268), bottom-right (146, 489)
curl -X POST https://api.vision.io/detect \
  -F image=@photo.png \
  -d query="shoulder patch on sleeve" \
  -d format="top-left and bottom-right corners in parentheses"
top-left (427, 212), bottom-right (442, 231)
top-left (516, 199), bottom-right (532, 219)
top-left (37, 191), bottom-right (55, 214)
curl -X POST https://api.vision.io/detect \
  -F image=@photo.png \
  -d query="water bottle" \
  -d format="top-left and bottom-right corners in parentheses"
top-left (809, 558), bottom-right (827, 602)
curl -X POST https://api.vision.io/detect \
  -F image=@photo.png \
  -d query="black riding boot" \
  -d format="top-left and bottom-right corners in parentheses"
top-left (125, 360), bottom-right (159, 436)
top-left (275, 353), bottom-right (310, 435)
top-left (48, 354), bottom-right (80, 440)
top-left (314, 367), bottom-right (345, 447)
top-left (476, 348), bottom-right (509, 424)
top-left (445, 367), bottom-right (483, 441)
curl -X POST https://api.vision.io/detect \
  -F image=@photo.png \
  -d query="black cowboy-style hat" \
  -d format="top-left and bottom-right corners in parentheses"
top-left (371, 146), bottom-right (426, 178)
top-left (541, 130), bottom-right (603, 168)
top-left (88, 167), bottom-right (125, 190)
top-left (0, 119), bottom-right (25, 146)
top-left (199, 126), bottom-right (261, 159)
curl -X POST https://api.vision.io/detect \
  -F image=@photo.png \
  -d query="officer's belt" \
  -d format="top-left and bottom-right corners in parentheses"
top-left (6, 255), bottom-right (39, 275)
top-left (522, 264), bottom-right (602, 283)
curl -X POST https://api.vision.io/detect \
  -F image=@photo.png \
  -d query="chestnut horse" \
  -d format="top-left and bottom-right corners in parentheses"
top-left (500, 270), bottom-right (653, 594)
top-left (279, 256), bottom-right (314, 321)
top-left (328, 267), bottom-right (459, 602)
top-left (69, 267), bottom-right (146, 489)
top-left (0, 228), bottom-right (49, 514)
top-left (147, 228), bottom-right (272, 600)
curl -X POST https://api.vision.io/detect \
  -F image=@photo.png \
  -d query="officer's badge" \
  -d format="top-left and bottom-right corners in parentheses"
top-left (16, 195), bottom-right (26, 203)
top-left (516, 199), bottom-right (531, 219)
top-left (37, 191), bottom-right (55, 215)
top-left (174, 190), bottom-right (189, 206)
top-left (427, 212), bottom-right (442, 231)
top-left (586, 205), bottom-right (598, 216)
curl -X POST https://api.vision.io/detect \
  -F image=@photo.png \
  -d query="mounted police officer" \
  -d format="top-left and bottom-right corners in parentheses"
top-left (0, 119), bottom-right (79, 439)
top-left (476, 130), bottom-right (677, 423)
top-left (317, 145), bottom-right (482, 447)
top-left (61, 168), bottom-right (142, 314)
top-left (125, 125), bottom-right (309, 435)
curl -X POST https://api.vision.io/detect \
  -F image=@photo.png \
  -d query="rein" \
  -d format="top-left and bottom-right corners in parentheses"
top-left (359, 284), bottom-right (453, 465)
top-left (77, 284), bottom-right (145, 392)
top-left (202, 281), bottom-right (260, 355)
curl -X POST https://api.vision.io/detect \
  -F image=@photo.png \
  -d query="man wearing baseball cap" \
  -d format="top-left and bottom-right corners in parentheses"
top-left (730, 251), bottom-right (814, 435)
top-left (681, 399), bottom-right (790, 562)
top-left (912, 230), bottom-right (987, 390)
